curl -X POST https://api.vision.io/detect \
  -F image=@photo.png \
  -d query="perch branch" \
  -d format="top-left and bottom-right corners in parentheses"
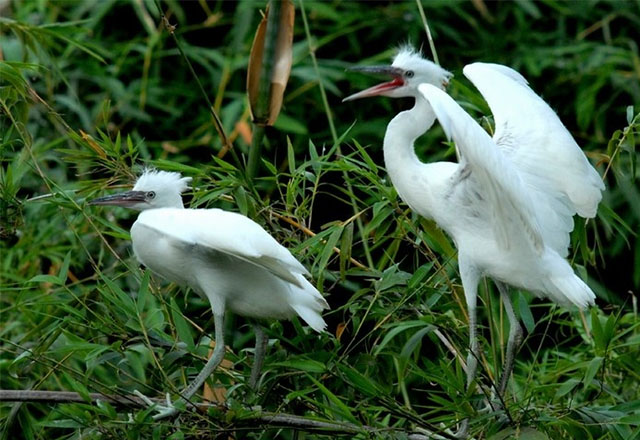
top-left (0, 389), bottom-right (459, 439)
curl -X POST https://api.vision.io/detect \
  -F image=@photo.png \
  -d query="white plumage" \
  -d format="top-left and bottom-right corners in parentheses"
top-left (132, 207), bottom-right (327, 330)
top-left (344, 48), bottom-right (603, 435)
top-left (91, 169), bottom-right (328, 418)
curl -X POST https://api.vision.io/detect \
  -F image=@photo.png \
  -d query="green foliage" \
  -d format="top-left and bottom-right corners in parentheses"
top-left (1, 1), bottom-right (639, 439)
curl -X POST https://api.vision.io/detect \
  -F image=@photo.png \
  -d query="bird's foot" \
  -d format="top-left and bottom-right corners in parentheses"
top-left (484, 389), bottom-right (510, 423)
top-left (453, 418), bottom-right (469, 439)
top-left (133, 390), bottom-right (182, 420)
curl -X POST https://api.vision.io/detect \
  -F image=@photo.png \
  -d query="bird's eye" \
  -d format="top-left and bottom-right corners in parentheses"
top-left (404, 70), bottom-right (415, 78)
top-left (147, 191), bottom-right (156, 199)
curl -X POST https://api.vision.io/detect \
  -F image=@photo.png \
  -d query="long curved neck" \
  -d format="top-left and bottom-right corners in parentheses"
top-left (383, 96), bottom-right (436, 177)
top-left (383, 96), bottom-right (437, 215)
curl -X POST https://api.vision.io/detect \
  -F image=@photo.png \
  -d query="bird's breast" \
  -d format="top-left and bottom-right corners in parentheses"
top-left (130, 221), bottom-right (195, 288)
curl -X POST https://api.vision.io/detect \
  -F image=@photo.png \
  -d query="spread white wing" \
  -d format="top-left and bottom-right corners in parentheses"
top-left (462, 63), bottom-right (604, 256)
top-left (419, 83), bottom-right (544, 254)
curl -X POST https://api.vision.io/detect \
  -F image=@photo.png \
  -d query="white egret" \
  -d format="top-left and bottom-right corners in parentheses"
top-left (90, 169), bottom-right (329, 418)
top-left (344, 48), bottom-right (603, 432)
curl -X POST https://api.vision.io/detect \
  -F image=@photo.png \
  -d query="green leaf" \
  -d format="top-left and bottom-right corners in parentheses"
top-left (287, 136), bottom-right (296, 174)
top-left (234, 185), bottom-right (249, 216)
top-left (28, 274), bottom-right (62, 285)
top-left (274, 113), bottom-right (308, 135)
top-left (306, 374), bottom-right (358, 424)
top-left (100, 274), bottom-right (136, 316)
top-left (317, 225), bottom-right (343, 272)
top-left (399, 325), bottom-right (434, 373)
top-left (170, 297), bottom-right (195, 352)
top-left (339, 221), bottom-right (354, 278)
top-left (408, 263), bottom-right (434, 290)
top-left (376, 265), bottom-right (411, 292)
top-left (338, 364), bottom-right (384, 397)
top-left (375, 320), bottom-right (427, 355)
top-left (136, 270), bottom-right (151, 313)
top-left (272, 358), bottom-right (326, 373)
top-left (517, 292), bottom-right (535, 333)
top-left (555, 378), bottom-right (580, 399)
top-left (591, 308), bottom-right (605, 355)
top-left (584, 356), bottom-right (603, 389)
top-left (57, 252), bottom-right (71, 284)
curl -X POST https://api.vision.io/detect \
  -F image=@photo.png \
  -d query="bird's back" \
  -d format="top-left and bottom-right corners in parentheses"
top-left (131, 208), bottom-right (328, 331)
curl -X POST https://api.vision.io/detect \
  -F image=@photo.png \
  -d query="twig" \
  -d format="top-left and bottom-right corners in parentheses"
top-left (152, 0), bottom-right (237, 165)
top-left (0, 389), bottom-right (443, 439)
top-left (299, 0), bottom-right (374, 269)
top-left (270, 211), bottom-right (367, 270)
top-left (602, 112), bottom-right (639, 180)
top-left (0, 390), bottom-right (152, 406)
top-left (415, 0), bottom-right (439, 65)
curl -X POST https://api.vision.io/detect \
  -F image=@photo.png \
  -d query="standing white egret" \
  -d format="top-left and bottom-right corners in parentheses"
top-left (344, 48), bottom-right (603, 432)
top-left (90, 169), bottom-right (328, 419)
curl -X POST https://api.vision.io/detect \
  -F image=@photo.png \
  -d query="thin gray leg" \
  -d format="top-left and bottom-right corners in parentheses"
top-left (139, 312), bottom-right (226, 420)
top-left (496, 281), bottom-right (523, 396)
top-left (180, 312), bottom-right (226, 400)
top-left (455, 260), bottom-right (481, 438)
top-left (249, 325), bottom-right (268, 390)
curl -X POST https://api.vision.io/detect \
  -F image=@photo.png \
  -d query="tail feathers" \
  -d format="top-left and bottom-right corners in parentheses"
top-left (292, 304), bottom-right (327, 333)
top-left (290, 274), bottom-right (329, 333)
top-left (549, 274), bottom-right (596, 309)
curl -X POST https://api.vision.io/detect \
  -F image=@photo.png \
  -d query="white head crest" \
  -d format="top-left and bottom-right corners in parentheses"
top-left (133, 169), bottom-right (192, 194)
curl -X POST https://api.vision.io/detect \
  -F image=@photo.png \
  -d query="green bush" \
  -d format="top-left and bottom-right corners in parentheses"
top-left (1, 1), bottom-right (639, 439)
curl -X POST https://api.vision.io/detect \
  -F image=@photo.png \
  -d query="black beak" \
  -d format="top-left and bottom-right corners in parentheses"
top-left (346, 65), bottom-right (405, 76)
top-left (343, 65), bottom-right (406, 102)
top-left (89, 191), bottom-right (147, 207)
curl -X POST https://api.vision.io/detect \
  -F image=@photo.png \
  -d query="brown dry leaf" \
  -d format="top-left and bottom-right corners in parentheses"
top-left (336, 322), bottom-right (347, 342)
top-left (247, 0), bottom-right (295, 126)
top-left (79, 130), bottom-right (107, 159)
top-left (161, 141), bottom-right (179, 153)
top-left (471, 0), bottom-right (493, 22)
top-left (235, 120), bottom-right (253, 144)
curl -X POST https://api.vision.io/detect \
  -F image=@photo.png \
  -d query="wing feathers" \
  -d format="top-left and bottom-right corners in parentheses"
top-left (419, 83), bottom-right (545, 253)
top-left (137, 208), bottom-right (310, 287)
top-left (463, 62), bottom-right (604, 255)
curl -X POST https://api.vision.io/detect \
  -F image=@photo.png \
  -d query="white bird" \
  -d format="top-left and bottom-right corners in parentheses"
top-left (344, 48), bottom-right (603, 433)
top-left (90, 169), bottom-right (328, 418)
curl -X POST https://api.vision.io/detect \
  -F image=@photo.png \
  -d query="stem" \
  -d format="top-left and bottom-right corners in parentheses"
top-left (415, 0), bottom-right (440, 65)
top-left (247, 124), bottom-right (266, 180)
top-left (152, 0), bottom-right (238, 166)
top-left (299, 0), bottom-right (374, 268)
top-left (602, 112), bottom-right (640, 180)
top-left (247, 0), bottom-right (282, 179)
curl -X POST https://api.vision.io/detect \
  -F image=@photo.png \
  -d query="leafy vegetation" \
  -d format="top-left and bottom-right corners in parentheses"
top-left (1, 1), bottom-right (639, 439)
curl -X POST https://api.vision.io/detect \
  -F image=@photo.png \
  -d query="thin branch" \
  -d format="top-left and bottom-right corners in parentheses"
top-left (0, 390), bottom-right (150, 406)
top-left (602, 112), bottom-right (639, 180)
top-left (415, 0), bottom-right (439, 65)
top-left (298, 0), bottom-right (374, 269)
top-left (0, 389), bottom-right (453, 439)
top-left (270, 211), bottom-right (367, 270)
top-left (152, 0), bottom-right (237, 165)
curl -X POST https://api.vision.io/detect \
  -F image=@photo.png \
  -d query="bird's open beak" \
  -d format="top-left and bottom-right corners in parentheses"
top-left (342, 66), bottom-right (405, 102)
top-left (89, 191), bottom-right (147, 207)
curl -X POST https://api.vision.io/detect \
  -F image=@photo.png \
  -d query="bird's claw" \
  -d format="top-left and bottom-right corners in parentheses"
top-left (452, 419), bottom-right (469, 439)
top-left (133, 390), bottom-right (180, 420)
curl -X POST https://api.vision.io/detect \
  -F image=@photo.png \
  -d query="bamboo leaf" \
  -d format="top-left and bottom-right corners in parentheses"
top-left (170, 297), bottom-right (195, 352)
